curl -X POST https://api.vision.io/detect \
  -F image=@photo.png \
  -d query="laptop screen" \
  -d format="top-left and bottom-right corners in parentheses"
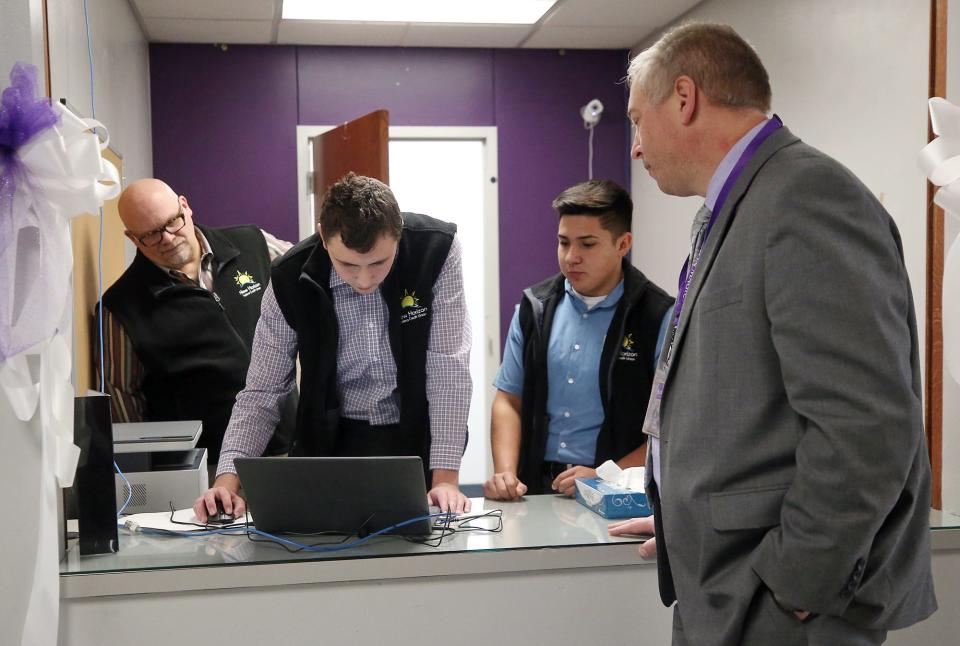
top-left (235, 456), bottom-right (432, 536)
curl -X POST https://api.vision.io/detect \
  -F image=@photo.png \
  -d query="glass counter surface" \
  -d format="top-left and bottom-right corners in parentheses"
top-left (60, 495), bottom-right (644, 576)
top-left (930, 508), bottom-right (960, 530)
top-left (61, 498), bottom-right (960, 577)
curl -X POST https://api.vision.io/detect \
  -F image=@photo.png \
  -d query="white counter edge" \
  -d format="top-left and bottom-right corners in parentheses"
top-left (60, 542), bottom-right (654, 599)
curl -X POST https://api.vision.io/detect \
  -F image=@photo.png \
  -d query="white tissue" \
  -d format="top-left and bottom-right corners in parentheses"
top-left (595, 460), bottom-right (645, 491)
top-left (575, 480), bottom-right (603, 505)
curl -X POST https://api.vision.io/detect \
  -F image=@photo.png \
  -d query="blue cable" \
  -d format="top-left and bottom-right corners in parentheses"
top-left (115, 463), bottom-right (133, 515)
top-left (242, 513), bottom-right (444, 552)
top-left (82, 0), bottom-right (131, 517)
top-left (82, 0), bottom-right (96, 120)
top-left (128, 512), bottom-right (452, 553)
top-left (82, 0), bottom-right (105, 394)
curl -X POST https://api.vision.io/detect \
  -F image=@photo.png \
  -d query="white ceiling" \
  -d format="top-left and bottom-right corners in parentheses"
top-left (130, 0), bottom-right (702, 50)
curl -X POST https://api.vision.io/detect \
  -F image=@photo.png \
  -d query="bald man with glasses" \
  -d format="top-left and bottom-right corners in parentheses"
top-left (96, 179), bottom-right (295, 479)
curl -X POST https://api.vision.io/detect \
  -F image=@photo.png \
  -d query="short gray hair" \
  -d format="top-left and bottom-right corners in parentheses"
top-left (628, 22), bottom-right (771, 112)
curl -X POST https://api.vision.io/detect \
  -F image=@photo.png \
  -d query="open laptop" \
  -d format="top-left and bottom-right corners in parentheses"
top-left (234, 456), bottom-right (432, 536)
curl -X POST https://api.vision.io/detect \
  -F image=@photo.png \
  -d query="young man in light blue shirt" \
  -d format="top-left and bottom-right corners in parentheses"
top-left (483, 180), bottom-right (673, 499)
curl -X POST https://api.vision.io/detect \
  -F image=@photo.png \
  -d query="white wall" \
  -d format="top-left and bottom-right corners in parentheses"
top-left (0, 4), bottom-right (52, 644)
top-left (629, 0), bottom-right (947, 500)
top-left (632, 0), bottom-right (929, 334)
top-left (46, 0), bottom-right (153, 185)
top-left (0, 0), bottom-right (45, 72)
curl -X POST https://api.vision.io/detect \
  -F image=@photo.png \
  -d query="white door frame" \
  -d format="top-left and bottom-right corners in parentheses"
top-left (295, 125), bottom-right (501, 481)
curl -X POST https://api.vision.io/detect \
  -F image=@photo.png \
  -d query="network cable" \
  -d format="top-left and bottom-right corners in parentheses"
top-left (82, 0), bottom-right (133, 518)
top-left (125, 508), bottom-right (504, 553)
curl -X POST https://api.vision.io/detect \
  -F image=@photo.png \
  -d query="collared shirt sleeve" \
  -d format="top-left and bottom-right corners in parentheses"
top-left (260, 229), bottom-right (294, 261)
top-left (424, 235), bottom-right (472, 471)
top-left (493, 306), bottom-right (524, 396)
top-left (94, 305), bottom-right (147, 423)
top-left (217, 282), bottom-right (297, 476)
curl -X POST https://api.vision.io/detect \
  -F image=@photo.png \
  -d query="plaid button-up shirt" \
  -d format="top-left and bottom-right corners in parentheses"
top-left (217, 235), bottom-right (471, 475)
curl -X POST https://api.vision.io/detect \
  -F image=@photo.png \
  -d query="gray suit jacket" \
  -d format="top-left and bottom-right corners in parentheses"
top-left (650, 126), bottom-right (937, 645)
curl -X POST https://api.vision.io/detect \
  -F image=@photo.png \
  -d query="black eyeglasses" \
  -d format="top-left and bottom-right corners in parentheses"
top-left (135, 205), bottom-right (186, 246)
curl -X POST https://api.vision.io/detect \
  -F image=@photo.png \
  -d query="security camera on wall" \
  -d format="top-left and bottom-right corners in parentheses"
top-left (581, 98), bottom-right (604, 127)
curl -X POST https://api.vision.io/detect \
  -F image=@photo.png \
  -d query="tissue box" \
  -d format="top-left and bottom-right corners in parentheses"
top-left (574, 477), bottom-right (652, 519)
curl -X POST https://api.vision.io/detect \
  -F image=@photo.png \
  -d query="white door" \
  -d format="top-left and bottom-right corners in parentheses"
top-left (388, 137), bottom-right (497, 485)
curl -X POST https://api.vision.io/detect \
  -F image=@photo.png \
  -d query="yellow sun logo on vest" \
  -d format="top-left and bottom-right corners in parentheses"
top-left (622, 333), bottom-right (635, 351)
top-left (234, 270), bottom-right (255, 286)
top-left (401, 290), bottom-right (420, 308)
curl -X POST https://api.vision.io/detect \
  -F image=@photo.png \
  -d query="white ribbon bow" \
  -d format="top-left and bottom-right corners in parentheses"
top-left (17, 103), bottom-right (121, 218)
top-left (918, 97), bottom-right (960, 386)
top-left (0, 101), bottom-right (120, 484)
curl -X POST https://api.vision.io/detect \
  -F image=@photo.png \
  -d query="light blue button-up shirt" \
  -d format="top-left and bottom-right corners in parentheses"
top-left (495, 280), bottom-right (625, 464)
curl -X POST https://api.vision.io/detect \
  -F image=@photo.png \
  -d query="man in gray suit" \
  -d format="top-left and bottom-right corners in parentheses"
top-left (609, 22), bottom-right (937, 645)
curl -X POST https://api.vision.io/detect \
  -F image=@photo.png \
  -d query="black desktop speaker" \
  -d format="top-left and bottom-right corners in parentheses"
top-left (73, 393), bottom-right (119, 555)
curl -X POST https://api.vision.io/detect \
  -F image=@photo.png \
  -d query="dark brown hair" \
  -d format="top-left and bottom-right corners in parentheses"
top-left (319, 172), bottom-right (403, 252)
top-left (551, 179), bottom-right (632, 237)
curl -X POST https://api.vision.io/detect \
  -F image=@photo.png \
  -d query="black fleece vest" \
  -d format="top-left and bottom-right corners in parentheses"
top-left (101, 224), bottom-right (271, 459)
top-left (517, 262), bottom-right (674, 494)
top-left (270, 213), bottom-right (457, 468)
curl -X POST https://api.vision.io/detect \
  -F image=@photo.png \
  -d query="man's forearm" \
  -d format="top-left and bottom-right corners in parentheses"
top-left (217, 384), bottom-right (292, 476)
top-left (491, 429), bottom-right (521, 473)
top-left (615, 443), bottom-right (648, 469)
top-left (424, 373), bottom-right (470, 471)
top-left (212, 472), bottom-right (241, 494)
top-left (424, 236), bottom-right (471, 472)
top-left (431, 468), bottom-right (460, 488)
top-left (491, 391), bottom-right (522, 473)
top-left (216, 284), bottom-right (298, 477)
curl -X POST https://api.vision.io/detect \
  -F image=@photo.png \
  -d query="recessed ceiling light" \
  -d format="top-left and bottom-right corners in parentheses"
top-left (282, 0), bottom-right (558, 25)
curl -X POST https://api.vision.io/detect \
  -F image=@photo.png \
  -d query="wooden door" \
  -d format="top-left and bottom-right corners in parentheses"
top-left (311, 109), bottom-right (389, 228)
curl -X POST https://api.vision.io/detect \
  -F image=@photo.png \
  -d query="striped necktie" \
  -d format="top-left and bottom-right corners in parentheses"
top-left (690, 203), bottom-right (712, 260)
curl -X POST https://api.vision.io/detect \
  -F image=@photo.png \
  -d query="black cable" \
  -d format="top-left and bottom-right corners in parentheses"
top-left (168, 501), bottom-right (246, 530)
top-left (151, 505), bottom-right (503, 552)
top-left (405, 509), bottom-right (504, 547)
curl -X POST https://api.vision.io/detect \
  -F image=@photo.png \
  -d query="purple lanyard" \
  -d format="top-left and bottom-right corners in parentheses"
top-left (671, 116), bottom-right (783, 326)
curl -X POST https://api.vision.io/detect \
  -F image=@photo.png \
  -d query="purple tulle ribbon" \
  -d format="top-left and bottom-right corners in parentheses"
top-left (0, 63), bottom-right (61, 252)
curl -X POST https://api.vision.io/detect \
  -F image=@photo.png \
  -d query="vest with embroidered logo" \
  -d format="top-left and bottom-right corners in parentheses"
top-left (101, 224), bottom-right (272, 459)
top-left (517, 262), bottom-right (674, 493)
top-left (270, 213), bottom-right (458, 469)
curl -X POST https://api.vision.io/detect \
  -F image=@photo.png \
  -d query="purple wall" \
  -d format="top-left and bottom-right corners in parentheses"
top-left (150, 44), bottom-right (631, 343)
top-left (297, 47), bottom-right (494, 125)
top-left (150, 45), bottom-right (300, 244)
top-left (493, 49), bottom-right (632, 337)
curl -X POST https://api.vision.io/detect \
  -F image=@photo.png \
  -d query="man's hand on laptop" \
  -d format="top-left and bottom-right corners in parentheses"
top-left (428, 468), bottom-right (471, 513)
top-left (193, 473), bottom-right (246, 522)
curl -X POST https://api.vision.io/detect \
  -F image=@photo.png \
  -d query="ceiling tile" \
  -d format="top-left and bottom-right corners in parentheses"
top-left (134, 0), bottom-right (699, 48)
top-left (544, 0), bottom-right (701, 28)
top-left (277, 21), bottom-right (408, 46)
top-left (402, 24), bottom-right (529, 48)
top-left (134, 0), bottom-right (277, 21)
top-left (144, 18), bottom-right (274, 44)
top-left (523, 26), bottom-right (651, 50)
